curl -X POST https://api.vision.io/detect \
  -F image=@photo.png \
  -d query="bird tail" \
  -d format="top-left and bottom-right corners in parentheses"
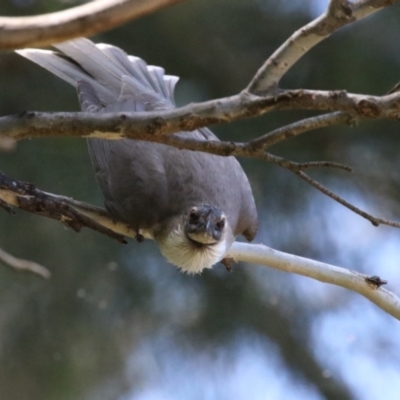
top-left (16, 38), bottom-right (180, 196)
top-left (16, 38), bottom-right (179, 107)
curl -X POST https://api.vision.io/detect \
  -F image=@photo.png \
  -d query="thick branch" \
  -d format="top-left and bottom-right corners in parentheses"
top-left (247, 0), bottom-right (400, 93)
top-left (0, 0), bottom-right (184, 50)
top-left (0, 246), bottom-right (51, 278)
top-left (1, 90), bottom-right (400, 142)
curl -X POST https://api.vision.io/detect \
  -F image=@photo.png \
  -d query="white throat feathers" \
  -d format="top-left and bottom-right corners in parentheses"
top-left (156, 222), bottom-right (231, 274)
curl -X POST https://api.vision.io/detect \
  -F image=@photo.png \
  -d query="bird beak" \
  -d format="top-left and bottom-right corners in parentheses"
top-left (186, 206), bottom-right (225, 245)
top-left (205, 217), bottom-right (212, 235)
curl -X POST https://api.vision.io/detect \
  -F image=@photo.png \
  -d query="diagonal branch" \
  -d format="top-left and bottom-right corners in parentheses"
top-left (248, 111), bottom-right (354, 149)
top-left (247, 0), bottom-right (400, 94)
top-left (0, 0), bottom-right (185, 50)
top-left (0, 246), bottom-right (51, 279)
top-left (227, 242), bottom-right (400, 320)
top-left (0, 170), bottom-right (138, 243)
top-left (1, 169), bottom-right (399, 319)
top-left (294, 170), bottom-right (400, 229)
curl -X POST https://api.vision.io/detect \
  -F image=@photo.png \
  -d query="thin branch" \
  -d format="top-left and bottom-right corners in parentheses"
top-left (0, 246), bottom-right (51, 279)
top-left (0, 170), bottom-right (138, 243)
top-left (247, 0), bottom-right (400, 94)
top-left (1, 90), bottom-right (400, 142)
top-left (0, 0), bottom-right (185, 50)
top-left (227, 242), bottom-right (400, 320)
top-left (249, 111), bottom-right (353, 149)
top-left (294, 170), bottom-right (400, 229)
top-left (294, 161), bottom-right (353, 172)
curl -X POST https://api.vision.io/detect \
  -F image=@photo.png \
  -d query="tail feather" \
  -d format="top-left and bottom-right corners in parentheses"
top-left (17, 38), bottom-right (180, 107)
top-left (16, 47), bottom-right (117, 104)
top-left (16, 38), bottom-right (181, 208)
top-left (55, 39), bottom-right (127, 99)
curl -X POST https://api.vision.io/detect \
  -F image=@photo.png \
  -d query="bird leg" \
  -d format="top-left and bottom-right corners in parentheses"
top-left (220, 257), bottom-right (236, 272)
top-left (135, 231), bottom-right (144, 243)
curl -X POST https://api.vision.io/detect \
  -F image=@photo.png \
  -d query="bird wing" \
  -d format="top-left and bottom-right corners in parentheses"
top-left (16, 39), bottom-right (258, 239)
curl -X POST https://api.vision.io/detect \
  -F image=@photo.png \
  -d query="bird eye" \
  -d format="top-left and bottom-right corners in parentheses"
top-left (216, 219), bottom-right (225, 229)
top-left (189, 209), bottom-right (199, 222)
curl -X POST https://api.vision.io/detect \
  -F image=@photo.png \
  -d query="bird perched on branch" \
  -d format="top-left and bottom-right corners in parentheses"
top-left (17, 38), bottom-right (258, 273)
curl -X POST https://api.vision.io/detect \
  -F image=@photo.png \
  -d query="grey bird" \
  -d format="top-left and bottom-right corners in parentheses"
top-left (16, 38), bottom-right (258, 273)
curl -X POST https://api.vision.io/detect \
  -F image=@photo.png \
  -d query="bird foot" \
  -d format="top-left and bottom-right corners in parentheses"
top-left (220, 257), bottom-right (236, 272)
top-left (135, 231), bottom-right (144, 243)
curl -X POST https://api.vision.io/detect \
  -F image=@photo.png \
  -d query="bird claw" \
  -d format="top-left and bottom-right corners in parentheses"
top-left (221, 257), bottom-right (236, 272)
top-left (135, 232), bottom-right (144, 243)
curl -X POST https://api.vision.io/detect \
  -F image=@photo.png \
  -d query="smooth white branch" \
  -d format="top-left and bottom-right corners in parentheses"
top-left (2, 183), bottom-right (398, 319)
top-left (0, 246), bottom-right (51, 279)
top-left (228, 243), bottom-right (400, 320)
top-left (247, 0), bottom-right (400, 93)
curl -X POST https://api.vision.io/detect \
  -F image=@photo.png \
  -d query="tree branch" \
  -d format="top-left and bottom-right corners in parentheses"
top-left (294, 170), bottom-right (400, 229)
top-left (0, 246), bottom-right (51, 279)
top-left (0, 0), bottom-right (185, 50)
top-left (1, 90), bottom-right (400, 142)
top-left (0, 170), bottom-right (149, 241)
top-left (1, 0), bottom-right (399, 319)
top-left (1, 170), bottom-right (398, 318)
top-left (247, 0), bottom-right (400, 94)
top-left (227, 242), bottom-right (400, 320)
top-left (3, 87), bottom-right (400, 235)
top-left (248, 111), bottom-right (354, 149)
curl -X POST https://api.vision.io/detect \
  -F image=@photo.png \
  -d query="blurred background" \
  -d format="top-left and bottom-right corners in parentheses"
top-left (1, 0), bottom-right (400, 399)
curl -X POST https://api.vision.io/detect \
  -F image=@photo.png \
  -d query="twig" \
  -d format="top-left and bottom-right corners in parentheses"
top-left (227, 242), bottom-right (400, 320)
top-left (294, 161), bottom-right (352, 172)
top-left (247, 0), bottom-right (400, 93)
top-left (0, 0), bottom-right (185, 50)
top-left (248, 111), bottom-right (354, 149)
top-left (294, 170), bottom-right (400, 229)
top-left (0, 246), bottom-right (51, 279)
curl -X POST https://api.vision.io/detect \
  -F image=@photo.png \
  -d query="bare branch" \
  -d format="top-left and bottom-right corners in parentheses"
top-left (294, 170), bottom-right (400, 229)
top-left (0, 0), bottom-right (185, 50)
top-left (3, 86), bottom-right (400, 237)
top-left (0, 246), bottom-right (51, 279)
top-left (249, 111), bottom-right (353, 149)
top-left (1, 169), bottom-right (399, 318)
top-left (294, 161), bottom-right (353, 172)
top-left (1, 90), bottom-right (400, 142)
top-left (247, 0), bottom-right (400, 93)
top-left (0, 170), bottom-right (137, 243)
top-left (227, 242), bottom-right (400, 320)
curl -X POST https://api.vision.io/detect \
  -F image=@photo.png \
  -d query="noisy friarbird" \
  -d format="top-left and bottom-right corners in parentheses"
top-left (17, 39), bottom-right (258, 273)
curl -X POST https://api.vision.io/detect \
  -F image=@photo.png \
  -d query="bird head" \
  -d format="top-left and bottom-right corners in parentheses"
top-left (185, 205), bottom-right (226, 245)
top-left (154, 205), bottom-right (233, 274)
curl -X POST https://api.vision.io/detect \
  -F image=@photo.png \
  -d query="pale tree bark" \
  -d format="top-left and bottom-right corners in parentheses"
top-left (0, 246), bottom-right (51, 279)
top-left (0, 0), bottom-right (185, 50)
top-left (1, 0), bottom-right (400, 320)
